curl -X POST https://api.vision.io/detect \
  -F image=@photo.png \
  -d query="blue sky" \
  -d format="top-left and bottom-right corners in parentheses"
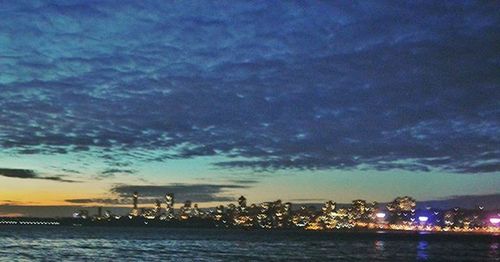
top-left (0, 1), bottom-right (499, 215)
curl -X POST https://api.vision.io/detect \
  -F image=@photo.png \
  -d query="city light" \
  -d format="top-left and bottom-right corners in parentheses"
top-left (418, 216), bottom-right (429, 222)
top-left (2, 193), bottom-right (499, 235)
top-left (61, 194), bottom-right (499, 235)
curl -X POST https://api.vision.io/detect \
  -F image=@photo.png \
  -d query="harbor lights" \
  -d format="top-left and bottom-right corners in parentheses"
top-left (418, 216), bottom-right (429, 223)
top-left (375, 212), bottom-right (387, 228)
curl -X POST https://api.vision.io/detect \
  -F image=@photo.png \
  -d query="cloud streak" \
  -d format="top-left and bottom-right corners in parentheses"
top-left (65, 183), bottom-right (250, 205)
top-left (111, 183), bottom-right (248, 203)
top-left (0, 168), bottom-right (76, 183)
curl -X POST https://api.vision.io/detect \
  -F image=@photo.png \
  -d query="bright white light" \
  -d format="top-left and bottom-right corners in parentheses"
top-left (376, 213), bottom-right (386, 218)
top-left (418, 216), bottom-right (429, 222)
top-left (490, 218), bottom-right (500, 224)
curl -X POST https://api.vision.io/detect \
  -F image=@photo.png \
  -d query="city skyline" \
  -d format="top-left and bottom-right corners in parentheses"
top-left (2, 192), bottom-right (499, 235)
top-left (1, 1), bottom-right (499, 217)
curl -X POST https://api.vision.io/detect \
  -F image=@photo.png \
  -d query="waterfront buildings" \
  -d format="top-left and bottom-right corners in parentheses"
top-left (71, 192), bottom-right (500, 234)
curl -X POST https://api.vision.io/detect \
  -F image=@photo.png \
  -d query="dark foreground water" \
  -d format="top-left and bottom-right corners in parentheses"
top-left (0, 226), bottom-right (498, 261)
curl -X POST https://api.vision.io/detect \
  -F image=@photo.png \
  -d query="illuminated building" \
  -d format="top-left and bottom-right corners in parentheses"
top-left (245, 204), bottom-right (261, 227)
top-left (443, 207), bottom-right (466, 229)
top-left (256, 202), bottom-right (272, 228)
top-left (164, 193), bottom-right (175, 219)
top-left (238, 196), bottom-right (247, 213)
top-left (73, 210), bottom-right (89, 219)
top-left (274, 200), bottom-right (291, 228)
top-left (104, 210), bottom-right (113, 219)
top-left (234, 213), bottom-right (253, 227)
top-left (154, 199), bottom-right (162, 217)
top-left (238, 196), bottom-right (247, 208)
top-left (292, 205), bottom-right (315, 228)
top-left (142, 208), bottom-right (158, 220)
top-left (444, 210), bottom-right (455, 227)
top-left (319, 201), bottom-right (336, 229)
top-left (284, 202), bottom-right (292, 219)
top-left (233, 196), bottom-right (253, 227)
top-left (180, 200), bottom-right (192, 220)
top-left (386, 196), bottom-right (416, 224)
top-left (351, 200), bottom-right (376, 224)
top-left (193, 203), bottom-right (203, 218)
top-left (220, 203), bottom-right (237, 225)
top-left (469, 206), bottom-right (486, 228)
top-left (253, 200), bottom-right (291, 228)
top-left (333, 208), bottom-right (355, 229)
top-left (215, 205), bottom-right (225, 223)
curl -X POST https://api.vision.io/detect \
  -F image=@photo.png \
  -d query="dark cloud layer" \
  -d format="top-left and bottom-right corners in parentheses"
top-left (65, 198), bottom-right (127, 205)
top-left (0, 1), bottom-right (499, 174)
top-left (0, 168), bottom-right (76, 183)
top-left (65, 183), bottom-right (249, 204)
top-left (111, 183), bottom-right (248, 203)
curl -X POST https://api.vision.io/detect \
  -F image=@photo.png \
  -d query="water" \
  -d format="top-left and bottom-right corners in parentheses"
top-left (0, 226), bottom-right (498, 261)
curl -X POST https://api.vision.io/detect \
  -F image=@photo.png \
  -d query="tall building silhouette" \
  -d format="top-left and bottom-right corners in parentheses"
top-left (238, 196), bottom-right (247, 209)
top-left (165, 193), bottom-right (175, 218)
top-left (130, 191), bottom-right (140, 217)
top-left (133, 191), bottom-right (138, 210)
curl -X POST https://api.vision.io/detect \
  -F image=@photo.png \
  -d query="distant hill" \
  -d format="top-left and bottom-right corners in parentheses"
top-left (416, 194), bottom-right (500, 210)
top-left (289, 193), bottom-right (500, 211)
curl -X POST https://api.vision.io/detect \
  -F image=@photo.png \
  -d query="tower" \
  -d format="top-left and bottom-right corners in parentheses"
top-left (238, 196), bottom-right (247, 209)
top-left (165, 193), bottom-right (175, 218)
top-left (180, 200), bottom-right (192, 220)
top-left (154, 199), bottom-right (162, 217)
top-left (133, 191), bottom-right (139, 209)
top-left (130, 191), bottom-right (140, 217)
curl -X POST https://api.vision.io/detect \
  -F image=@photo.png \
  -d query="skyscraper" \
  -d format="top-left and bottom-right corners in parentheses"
top-left (165, 193), bottom-right (175, 218)
top-left (238, 196), bottom-right (247, 209)
top-left (133, 191), bottom-right (138, 210)
top-left (180, 200), bottom-right (192, 220)
top-left (130, 191), bottom-right (140, 217)
top-left (154, 199), bottom-right (162, 217)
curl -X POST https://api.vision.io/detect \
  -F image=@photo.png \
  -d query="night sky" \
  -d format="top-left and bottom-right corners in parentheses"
top-left (0, 1), bottom-right (499, 217)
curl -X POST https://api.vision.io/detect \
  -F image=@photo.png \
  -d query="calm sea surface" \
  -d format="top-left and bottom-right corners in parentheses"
top-left (0, 226), bottom-right (498, 261)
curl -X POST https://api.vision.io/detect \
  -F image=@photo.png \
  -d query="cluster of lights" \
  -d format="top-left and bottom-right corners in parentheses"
top-left (61, 192), bottom-right (500, 234)
top-left (0, 221), bottom-right (18, 225)
top-left (418, 216), bottom-right (429, 222)
top-left (18, 221), bottom-right (60, 225)
top-left (490, 217), bottom-right (500, 225)
top-left (0, 220), bottom-right (60, 226)
top-left (302, 211), bottom-right (500, 234)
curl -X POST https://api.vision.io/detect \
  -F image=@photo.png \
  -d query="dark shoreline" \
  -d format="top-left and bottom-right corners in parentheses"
top-left (1, 217), bottom-right (498, 238)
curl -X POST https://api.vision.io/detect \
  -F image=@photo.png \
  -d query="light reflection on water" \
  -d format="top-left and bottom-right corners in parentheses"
top-left (490, 242), bottom-right (498, 259)
top-left (417, 241), bottom-right (428, 261)
top-left (374, 240), bottom-right (385, 252)
top-left (0, 226), bottom-right (497, 261)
